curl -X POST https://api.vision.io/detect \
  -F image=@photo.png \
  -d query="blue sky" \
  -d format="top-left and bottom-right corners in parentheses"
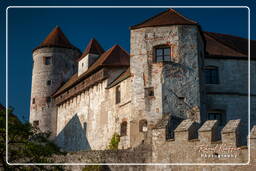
top-left (0, 0), bottom-right (255, 121)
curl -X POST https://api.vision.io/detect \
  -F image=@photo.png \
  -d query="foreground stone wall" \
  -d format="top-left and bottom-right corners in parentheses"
top-left (48, 123), bottom-right (256, 171)
top-left (152, 119), bottom-right (249, 163)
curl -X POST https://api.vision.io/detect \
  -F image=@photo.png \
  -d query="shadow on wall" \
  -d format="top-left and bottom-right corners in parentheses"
top-left (55, 114), bottom-right (91, 152)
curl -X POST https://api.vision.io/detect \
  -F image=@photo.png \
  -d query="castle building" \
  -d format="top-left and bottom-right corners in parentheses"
top-left (30, 9), bottom-right (256, 151)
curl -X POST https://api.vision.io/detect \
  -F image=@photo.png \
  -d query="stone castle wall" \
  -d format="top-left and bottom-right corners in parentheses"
top-left (47, 121), bottom-right (256, 171)
top-left (205, 58), bottom-right (256, 144)
top-left (152, 119), bottom-right (248, 163)
top-left (55, 74), bottom-right (132, 151)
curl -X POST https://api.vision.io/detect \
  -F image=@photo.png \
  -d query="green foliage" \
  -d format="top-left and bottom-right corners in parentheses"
top-left (108, 133), bottom-right (120, 150)
top-left (82, 165), bottom-right (102, 171)
top-left (0, 107), bottom-right (64, 171)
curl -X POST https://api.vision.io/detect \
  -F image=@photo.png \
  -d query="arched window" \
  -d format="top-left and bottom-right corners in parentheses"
top-left (120, 121), bottom-right (127, 136)
top-left (154, 45), bottom-right (171, 62)
top-left (139, 119), bottom-right (148, 132)
top-left (204, 66), bottom-right (219, 84)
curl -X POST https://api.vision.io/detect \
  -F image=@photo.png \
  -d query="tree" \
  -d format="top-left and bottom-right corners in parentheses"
top-left (0, 106), bottom-right (64, 170)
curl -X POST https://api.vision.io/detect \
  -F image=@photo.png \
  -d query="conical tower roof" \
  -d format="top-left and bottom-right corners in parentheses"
top-left (33, 26), bottom-right (79, 51)
top-left (130, 9), bottom-right (197, 30)
top-left (78, 38), bottom-right (105, 61)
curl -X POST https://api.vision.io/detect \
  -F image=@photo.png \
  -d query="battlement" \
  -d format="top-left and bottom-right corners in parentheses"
top-left (153, 119), bottom-right (247, 146)
top-left (152, 119), bottom-right (255, 163)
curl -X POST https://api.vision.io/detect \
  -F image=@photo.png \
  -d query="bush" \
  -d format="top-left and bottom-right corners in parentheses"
top-left (108, 133), bottom-right (120, 150)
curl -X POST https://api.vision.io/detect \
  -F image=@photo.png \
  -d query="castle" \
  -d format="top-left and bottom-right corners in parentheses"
top-left (29, 9), bottom-right (256, 154)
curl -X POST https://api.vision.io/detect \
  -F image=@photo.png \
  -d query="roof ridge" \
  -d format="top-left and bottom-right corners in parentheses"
top-left (169, 8), bottom-right (198, 25)
top-left (33, 26), bottom-right (80, 52)
top-left (113, 44), bottom-right (130, 57)
top-left (130, 8), bottom-right (197, 30)
top-left (78, 38), bottom-right (104, 61)
top-left (130, 9), bottom-right (170, 29)
top-left (204, 32), bottom-right (247, 56)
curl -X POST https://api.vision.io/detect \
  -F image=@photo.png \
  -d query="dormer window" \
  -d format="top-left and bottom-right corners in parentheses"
top-left (154, 45), bottom-right (171, 62)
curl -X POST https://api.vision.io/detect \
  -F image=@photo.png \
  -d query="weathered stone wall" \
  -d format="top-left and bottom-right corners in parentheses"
top-left (47, 122), bottom-right (256, 171)
top-left (30, 47), bottom-right (81, 136)
top-left (152, 119), bottom-right (249, 163)
top-left (130, 25), bottom-right (205, 147)
top-left (55, 75), bottom-right (132, 151)
top-left (205, 58), bottom-right (256, 144)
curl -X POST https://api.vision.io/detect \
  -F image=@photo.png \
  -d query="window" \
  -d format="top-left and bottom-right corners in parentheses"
top-left (154, 46), bottom-right (171, 62)
top-left (47, 80), bottom-right (52, 86)
top-left (204, 66), bottom-right (219, 84)
top-left (208, 110), bottom-right (226, 126)
top-left (116, 85), bottom-right (121, 104)
top-left (46, 97), bottom-right (51, 103)
top-left (120, 121), bottom-right (127, 136)
top-left (139, 119), bottom-right (148, 132)
top-left (44, 56), bottom-right (51, 65)
top-left (32, 98), bottom-right (35, 104)
top-left (145, 87), bottom-right (154, 97)
top-left (33, 120), bottom-right (39, 128)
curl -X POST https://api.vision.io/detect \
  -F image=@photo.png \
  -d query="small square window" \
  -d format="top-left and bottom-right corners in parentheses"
top-left (33, 120), bottom-right (39, 127)
top-left (47, 80), bottom-right (52, 86)
top-left (46, 97), bottom-right (51, 103)
top-left (44, 56), bottom-right (51, 65)
top-left (32, 98), bottom-right (35, 104)
top-left (208, 110), bottom-right (226, 126)
top-left (145, 87), bottom-right (154, 97)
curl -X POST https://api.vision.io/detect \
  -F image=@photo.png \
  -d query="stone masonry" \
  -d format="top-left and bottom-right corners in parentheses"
top-left (29, 9), bottom-right (255, 167)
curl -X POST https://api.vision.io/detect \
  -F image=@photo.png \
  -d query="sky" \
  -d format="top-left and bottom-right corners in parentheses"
top-left (0, 0), bottom-right (255, 122)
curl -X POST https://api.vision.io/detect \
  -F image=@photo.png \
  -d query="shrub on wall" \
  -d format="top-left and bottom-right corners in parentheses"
top-left (108, 133), bottom-right (120, 150)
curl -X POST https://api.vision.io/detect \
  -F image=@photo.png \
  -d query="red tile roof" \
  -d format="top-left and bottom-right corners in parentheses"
top-left (77, 38), bottom-right (105, 61)
top-left (53, 44), bottom-right (130, 96)
top-left (130, 9), bottom-right (197, 30)
top-left (107, 68), bottom-right (131, 88)
top-left (204, 32), bottom-right (256, 59)
top-left (33, 26), bottom-right (80, 52)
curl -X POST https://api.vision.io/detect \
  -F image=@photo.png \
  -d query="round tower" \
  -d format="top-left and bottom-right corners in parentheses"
top-left (30, 26), bottom-right (81, 137)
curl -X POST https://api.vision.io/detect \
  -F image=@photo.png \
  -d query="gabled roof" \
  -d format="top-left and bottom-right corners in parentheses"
top-left (53, 44), bottom-right (130, 97)
top-left (77, 38), bottom-right (105, 61)
top-left (107, 68), bottom-right (131, 89)
top-left (204, 32), bottom-right (256, 59)
top-left (33, 26), bottom-right (80, 52)
top-left (130, 9), bottom-right (197, 30)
